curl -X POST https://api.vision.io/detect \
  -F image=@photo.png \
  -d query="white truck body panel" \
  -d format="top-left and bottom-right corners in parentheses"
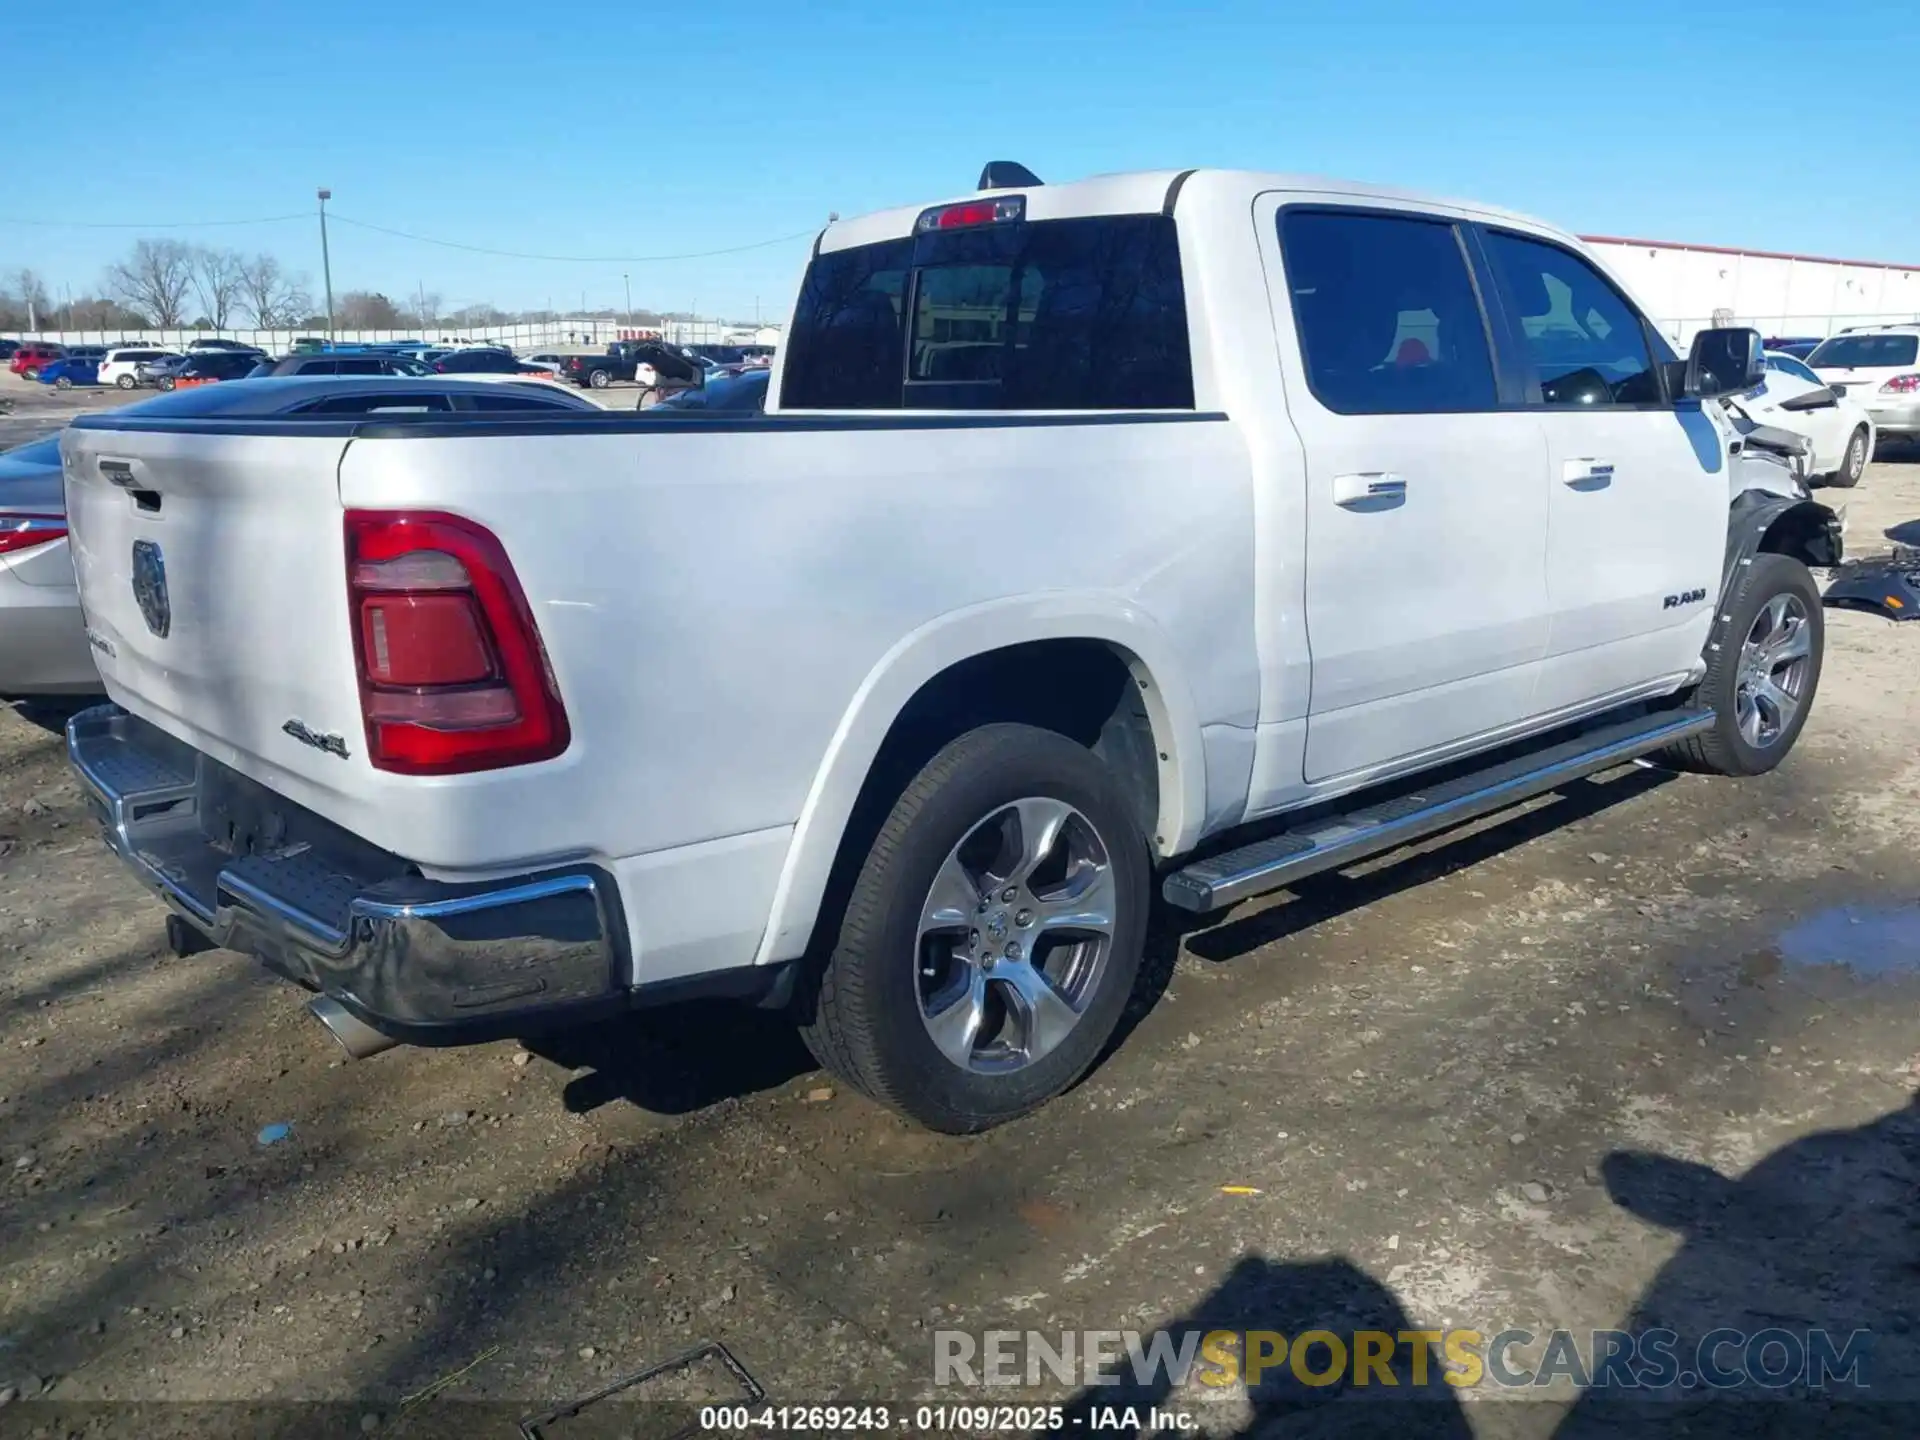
top-left (63, 166), bottom-right (1751, 998)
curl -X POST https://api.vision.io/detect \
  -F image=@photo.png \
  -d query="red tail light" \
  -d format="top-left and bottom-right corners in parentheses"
top-left (0, 515), bottom-right (67, 557)
top-left (344, 510), bottom-right (569, 774)
top-left (1881, 374), bottom-right (1920, 394)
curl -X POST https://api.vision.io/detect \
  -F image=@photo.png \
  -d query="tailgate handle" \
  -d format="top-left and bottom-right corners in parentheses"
top-left (100, 460), bottom-right (162, 513)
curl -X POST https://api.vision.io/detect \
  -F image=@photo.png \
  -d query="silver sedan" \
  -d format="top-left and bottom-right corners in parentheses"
top-left (0, 433), bottom-right (98, 695)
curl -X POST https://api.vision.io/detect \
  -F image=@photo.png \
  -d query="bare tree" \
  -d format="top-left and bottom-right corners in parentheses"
top-left (10, 269), bottom-right (51, 327)
top-left (190, 247), bottom-right (245, 329)
top-left (65, 295), bottom-right (147, 329)
top-left (336, 290), bottom-right (404, 328)
top-left (237, 253), bottom-right (314, 328)
top-left (106, 239), bottom-right (195, 327)
top-left (404, 290), bottom-right (443, 330)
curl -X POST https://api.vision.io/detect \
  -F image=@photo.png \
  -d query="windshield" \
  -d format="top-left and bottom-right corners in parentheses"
top-left (1764, 354), bottom-right (1820, 384)
top-left (1809, 334), bottom-right (1918, 369)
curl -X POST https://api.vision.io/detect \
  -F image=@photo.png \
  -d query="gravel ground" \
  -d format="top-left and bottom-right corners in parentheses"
top-left (1, 379), bottom-right (1917, 1436)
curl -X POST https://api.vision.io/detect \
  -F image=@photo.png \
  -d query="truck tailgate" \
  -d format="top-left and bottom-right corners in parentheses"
top-left (61, 424), bottom-right (366, 803)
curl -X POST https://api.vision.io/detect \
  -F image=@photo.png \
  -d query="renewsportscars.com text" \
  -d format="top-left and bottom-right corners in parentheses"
top-left (933, 1327), bottom-right (1872, 1393)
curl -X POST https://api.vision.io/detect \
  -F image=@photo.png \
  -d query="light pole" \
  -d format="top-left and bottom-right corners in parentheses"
top-left (623, 273), bottom-right (632, 329)
top-left (317, 188), bottom-right (335, 337)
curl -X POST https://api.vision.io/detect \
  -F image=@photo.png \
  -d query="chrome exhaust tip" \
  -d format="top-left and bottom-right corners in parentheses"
top-left (308, 995), bottom-right (400, 1061)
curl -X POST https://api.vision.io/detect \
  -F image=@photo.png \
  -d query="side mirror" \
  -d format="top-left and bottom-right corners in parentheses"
top-left (1682, 327), bottom-right (1766, 401)
top-left (1828, 384), bottom-right (1847, 403)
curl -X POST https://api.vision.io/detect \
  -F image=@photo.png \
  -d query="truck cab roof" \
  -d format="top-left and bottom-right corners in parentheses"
top-left (818, 167), bottom-right (1569, 255)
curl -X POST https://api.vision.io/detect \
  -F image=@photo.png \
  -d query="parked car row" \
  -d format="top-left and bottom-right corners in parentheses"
top-left (0, 376), bottom-right (604, 696)
top-left (1742, 323), bottom-right (1920, 484)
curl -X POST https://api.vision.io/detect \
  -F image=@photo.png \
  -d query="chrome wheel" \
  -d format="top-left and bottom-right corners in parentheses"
top-left (915, 796), bottom-right (1116, 1075)
top-left (1846, 433), bottom-right (1866, 482)
top-left (1735, 592), bottom-right (1813, 749)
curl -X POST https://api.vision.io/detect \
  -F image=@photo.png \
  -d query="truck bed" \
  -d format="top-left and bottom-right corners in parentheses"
top-left (63, 406), bottom-right (1256, 929)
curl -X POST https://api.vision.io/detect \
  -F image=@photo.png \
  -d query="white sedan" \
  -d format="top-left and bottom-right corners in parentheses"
top-left (1743, 351), bottom-right (1875, 488)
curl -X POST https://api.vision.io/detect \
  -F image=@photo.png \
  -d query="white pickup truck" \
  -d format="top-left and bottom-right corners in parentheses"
top-left (62, 165), bottom-right (1841, 1133)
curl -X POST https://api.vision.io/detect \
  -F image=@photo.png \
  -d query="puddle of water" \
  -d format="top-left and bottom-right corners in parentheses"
top-left (1774, 903), bottom-right (1920, 979)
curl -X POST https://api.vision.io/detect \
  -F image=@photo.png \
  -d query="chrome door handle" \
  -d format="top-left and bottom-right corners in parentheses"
top-left (1332, 472), bottom-right (1407, 508)
top-left (1563, 458), bottom-right (1615, 490)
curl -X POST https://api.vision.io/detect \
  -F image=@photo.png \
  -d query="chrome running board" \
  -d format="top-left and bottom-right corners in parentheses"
top-left (1162, 707), bottom-right (1713, 913)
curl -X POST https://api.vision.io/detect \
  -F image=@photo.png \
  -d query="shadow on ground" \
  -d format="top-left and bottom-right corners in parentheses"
top-left (1017, 1096), bottom-right (1920, 1439)
top-left (532, 1001), bottom-right (817, 1116)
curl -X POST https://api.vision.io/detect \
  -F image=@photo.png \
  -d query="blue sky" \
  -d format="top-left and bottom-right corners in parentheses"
top-left (3, 1), bottom-right (1912, 323)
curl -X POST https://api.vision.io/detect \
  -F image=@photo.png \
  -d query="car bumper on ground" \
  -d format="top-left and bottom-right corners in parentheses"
top-left (67, 704), bottom-right (630, 1045)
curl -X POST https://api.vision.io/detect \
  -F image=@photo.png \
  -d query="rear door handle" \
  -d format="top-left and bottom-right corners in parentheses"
top-left (1332, 472), bottom-right (1407, 508)
top-left (1563, 458), bottom-right (1615, 490)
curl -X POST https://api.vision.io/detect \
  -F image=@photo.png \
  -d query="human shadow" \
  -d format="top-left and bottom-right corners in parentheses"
top-left (1043, 1253), bottom-right (1475, 1439)
top-left (1555, 1094), bottom-right (1920, 1437)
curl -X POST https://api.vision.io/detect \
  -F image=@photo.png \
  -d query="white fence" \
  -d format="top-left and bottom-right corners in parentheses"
top-left (1587, 237), bottom-right (1920, 347)
top-left (0, 319), bottom-right (784, 353)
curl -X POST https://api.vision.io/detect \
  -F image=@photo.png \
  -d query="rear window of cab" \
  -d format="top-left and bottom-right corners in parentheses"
top-left (781, 212), bottom-right (1193, 411)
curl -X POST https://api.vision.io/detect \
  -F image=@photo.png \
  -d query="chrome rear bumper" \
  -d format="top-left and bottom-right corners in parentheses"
top-left (67, 704), bottom-right (626, 1045)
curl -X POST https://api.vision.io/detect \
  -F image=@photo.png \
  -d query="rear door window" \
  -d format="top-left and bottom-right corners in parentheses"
top-left (1279, 209), bottom-right (1499, 414)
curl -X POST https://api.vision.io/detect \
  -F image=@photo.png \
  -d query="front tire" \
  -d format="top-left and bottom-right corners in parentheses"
top-left (115, 374), bottom-right (136, 390)
top-left (799, 723), bottom-right (1149, 1133)
top-left (1661, 552), bottom-right (1823, 776)
top-left (1824, 426), bottom-right (1868, 489)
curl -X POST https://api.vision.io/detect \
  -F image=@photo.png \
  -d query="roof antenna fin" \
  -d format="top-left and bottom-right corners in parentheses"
top-left (978, 162), bottom-right (1043, 190)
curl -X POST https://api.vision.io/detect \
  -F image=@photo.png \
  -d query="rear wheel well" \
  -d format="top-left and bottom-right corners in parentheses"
top-left (878, 640), bottom-right (1161, 839)
top-left (802, 640), bottom-right (1165, 960)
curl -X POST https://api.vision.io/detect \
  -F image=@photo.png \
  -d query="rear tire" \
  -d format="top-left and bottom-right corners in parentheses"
top-left (54, 376), bottom-right (72, 390)
top-left (1660, 552), bottom-right (1823, 776)
top-left (798, 723), bottom-right (1149, 1133)
top-left (115, 373), bottom-right (136, 390)
top-left (588, 369), bottom-right (612, 389)
top-left (22, 368), bottom-right (39, 381)
top-left (1824, 426), bottom-right (1868, 488)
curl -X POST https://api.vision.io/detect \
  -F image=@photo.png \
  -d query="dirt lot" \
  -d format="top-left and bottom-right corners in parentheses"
top-left (2, 377), bottom-right (1918, 1436)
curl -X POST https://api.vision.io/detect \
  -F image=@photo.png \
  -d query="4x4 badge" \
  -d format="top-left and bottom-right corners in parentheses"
top-left (282, 719), bottom-right (351, 759)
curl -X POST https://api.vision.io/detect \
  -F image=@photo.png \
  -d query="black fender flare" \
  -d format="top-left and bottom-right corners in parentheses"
top-left (1721, 490), bottom-right (1842, 609)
